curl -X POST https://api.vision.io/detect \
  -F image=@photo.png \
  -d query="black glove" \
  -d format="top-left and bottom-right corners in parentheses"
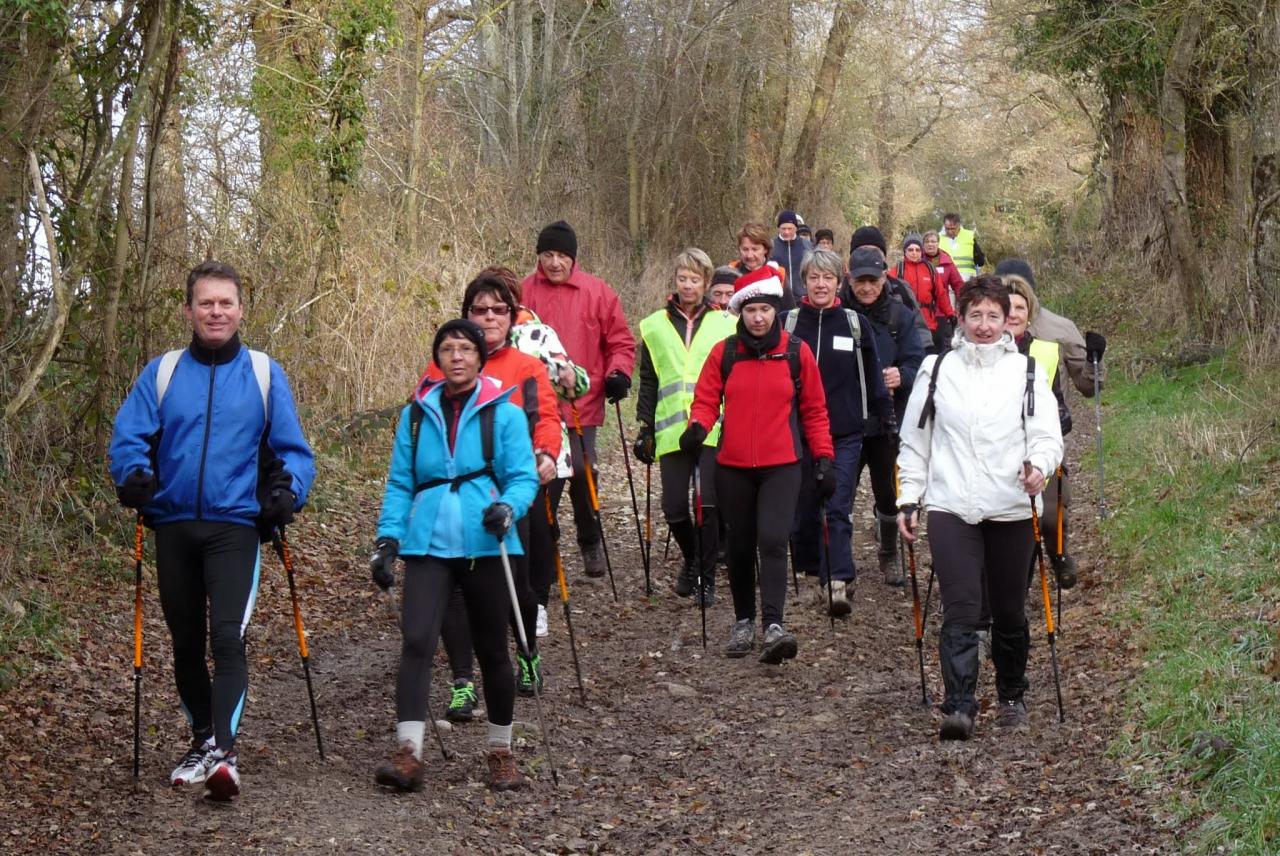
top-left (604, 371), bottom-right (632, 404)
top-left (482, 502), bottom-right (514, 538)
top-left (813, 457), bottom-right (837, 501)
top-left (116, 469), bottom-right (157, 509)
top-left (633, 425), bottom-right (656, 465)
top-left (1085, 331), bottom-right (1107, 364)
top-left (259, 483), bottom-right (297, 530)
top-left (679, 422), bottom-right (707, 455)
top-left (369, 537), bottom-right (399, 590)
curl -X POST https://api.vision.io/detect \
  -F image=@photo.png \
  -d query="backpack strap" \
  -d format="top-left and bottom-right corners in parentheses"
top-left (155, 350), bottom-right (184, 406)
top-left (719, 335), bottom-right (739, 387)
top-left (783, 310), bottom-right (797, 335)
top-left (1023, 353), bottom-right (1036, 420)
top-left (785, 332), bottom-right (802, 396)
top-left (721, 333), bottom-right (801, 398)
top-left (916, 349), bottom-right (950, 429)
top-left (843, 309), bottom-right (867, 420)
top-left (412, 402), bottom-right (499, 495)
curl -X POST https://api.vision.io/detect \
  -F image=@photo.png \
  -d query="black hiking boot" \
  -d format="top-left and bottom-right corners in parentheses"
top-left (939, 710), bottom-right (975, 741)
top-left (758, 623), bottom-right (797, 665)
top-left (674, 559), bottom-right (697, 597)
top-left (725, 619), bottom-right (754, 658)
top-left (669, 519), bottom-right (697, 596)
top-left (993, 699), bottom-right (1028, 728)
top-left (1051, 553), bottom-right (1078, 589)
top-left (877, 517), bottom-right (904, 586)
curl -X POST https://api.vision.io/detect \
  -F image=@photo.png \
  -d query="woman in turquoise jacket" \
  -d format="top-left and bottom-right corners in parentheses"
top-left (368, 319), bottom-right (538, 792)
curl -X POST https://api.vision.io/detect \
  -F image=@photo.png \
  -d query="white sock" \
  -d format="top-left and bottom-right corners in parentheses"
top-left (396, 721), bottom-right (425, 759)
top-left (487, 721), bottom-right (512, 749)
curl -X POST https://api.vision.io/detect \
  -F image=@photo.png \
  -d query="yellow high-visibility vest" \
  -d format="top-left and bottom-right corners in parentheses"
top-left (940, 227), bottom-right (977, 278)
top-left (639, 307), bottom-right (736, 458)
top-left (1028, 338), bottom-right (1060, 388)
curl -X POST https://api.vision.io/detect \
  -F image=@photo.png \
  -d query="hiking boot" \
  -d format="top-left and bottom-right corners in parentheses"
top-left (758, 623), bottom-right (798, 665)
top-left (725, 619), bottom-right (755, 658)
top-left (880, 551), bottom-right (905, 586)
top-left (446, 680), bottom-right (478, 723)
top-left (878, 517), bottom-right (904, 586)
top-left (1051, 553), bottom-right (1078, 590)
top-left (170, 736), bottom-right (216, 786)
top-left (374, 742), bottom-right (424, 792)
top-left (828, 581), bottom-right (853, 617)
top-left (993, 699), bottom-right (1028, 728)
top-left (536, 604), bottom-right (549, 637)
top-left (203, 750), bottom-right (240, 801)
top-left (581, 540), bottom-right (607, 578)
top-left (516, 652), bottom-right (543, 697)
top-left (673, 558), bottom-right (697, 598)
top-left (696, 573), bottom-right (716, 608)
top-left (939, 711), bottom-right (975, 741)
top-left (486, 747), bottom-right (526, 791)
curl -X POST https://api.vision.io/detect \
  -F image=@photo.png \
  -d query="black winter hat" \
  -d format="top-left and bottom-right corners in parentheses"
top-left (536, 220), bottom-right (578, 260)
top-left (995, 258), bottom-right (1036, 290)
top-left (432, 319), bottom-right (489, 368)
top-left (814, 228), bottom-right (834, 245)
top-left (777, 209), bottom-right (798, 227)
top-left (850, 225), bottom-right (887, 255)
top-left (711, 265), bottom-right (740, 287)
top-left (902, 232), bottom-right (924, 252)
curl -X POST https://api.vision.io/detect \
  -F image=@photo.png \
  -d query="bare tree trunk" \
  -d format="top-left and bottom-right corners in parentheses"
top-left (784, 1), bottom-right (860, 208)
top-left (1158, 10), bottom-right (1206, 327)
top-left (1250, 0), bottom-right (1280, 336)
top-left (1104, 87), bottom-right (1164, 255)
top-left (874, 92), bottom-right (895, 240)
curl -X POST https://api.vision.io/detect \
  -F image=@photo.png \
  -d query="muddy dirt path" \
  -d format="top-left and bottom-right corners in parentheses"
top-left (1, 429), bottom-right (1180, 855)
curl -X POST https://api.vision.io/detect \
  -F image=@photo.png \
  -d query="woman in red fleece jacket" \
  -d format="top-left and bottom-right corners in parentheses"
top-left (897, 232), bottom-right (956, 353)
top-left (684, 266), bottom-right (833, 664)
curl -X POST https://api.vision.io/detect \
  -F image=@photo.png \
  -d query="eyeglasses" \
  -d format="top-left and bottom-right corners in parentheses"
top-left (438, 343), bottom-right (479, 358)
top-left (468, 304), bottom-right (510, 317)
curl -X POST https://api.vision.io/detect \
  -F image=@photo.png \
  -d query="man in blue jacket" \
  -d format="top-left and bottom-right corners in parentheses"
top-left (783, 248), bottom-right (894, 616)
top-left (769, 209), bottom-right (814, 305)
top-left (109, 260), bottom-right (315, 801)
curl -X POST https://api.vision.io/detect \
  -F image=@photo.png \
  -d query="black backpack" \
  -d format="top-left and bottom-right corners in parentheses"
top-left (719, 333), bottom-right (803, 398)
top-left (408, 403), bottom-right (498, 494)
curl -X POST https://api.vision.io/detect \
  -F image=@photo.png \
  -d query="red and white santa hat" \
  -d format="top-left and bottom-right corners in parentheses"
top-left (728, 262), bottom-right (785, 315)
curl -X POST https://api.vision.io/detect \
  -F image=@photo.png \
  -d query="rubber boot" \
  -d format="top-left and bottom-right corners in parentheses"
top-left (938, 623), bottom-right (980, 719)
top-left (669, 518), bottom-right (697, 597)
top-left (990, 623), bottom-right (1030, 706)
top-left (877, 513), bottom-right (904, 586)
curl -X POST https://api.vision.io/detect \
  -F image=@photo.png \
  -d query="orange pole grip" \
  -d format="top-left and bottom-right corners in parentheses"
top-left (279, 536), bottom-right (310, 659)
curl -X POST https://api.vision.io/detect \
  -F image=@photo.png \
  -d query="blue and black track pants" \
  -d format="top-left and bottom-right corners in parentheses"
top-left (155, 520), bottom-right (261, 752)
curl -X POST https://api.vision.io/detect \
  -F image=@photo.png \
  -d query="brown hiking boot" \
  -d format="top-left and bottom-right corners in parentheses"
top-left (374, 742), bottom-right (424, 792)
top-left (486, 747), bottom-right (526, 791)
top-left (581, 540), bottom-right (606, 578)
top-left (993, 699), bottom-right (1028, 728)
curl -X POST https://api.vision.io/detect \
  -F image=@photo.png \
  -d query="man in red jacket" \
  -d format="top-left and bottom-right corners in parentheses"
top-left (521, 221), bottom-right (637, 576)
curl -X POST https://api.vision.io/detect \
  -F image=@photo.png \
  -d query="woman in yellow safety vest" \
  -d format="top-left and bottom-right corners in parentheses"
top-left (633, 248), bottom-right (737, 605)
top-left (1005, 276), bottom-right (1076, 589)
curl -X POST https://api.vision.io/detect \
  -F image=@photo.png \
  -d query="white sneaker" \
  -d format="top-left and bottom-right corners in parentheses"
top-left (204, 750), bottom-right (240, 801)
top-left (170, 737), bottom-right (216, 786)
top-left (536, 604), bottom-right (549, 638)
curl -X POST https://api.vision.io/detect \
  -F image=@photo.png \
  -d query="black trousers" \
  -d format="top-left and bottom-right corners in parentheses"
top-left (155, 520), bottom-right (261, 752)
top-left (399, 556), bottom-right (515, 727)
top-left (852, 433), bottom-right (898, 519)
top-left (716, 462), bottom-right (801, 628)
top-left (549, 426), bottom-right (601, 547)
top-left (928, 511), bottom-right (1034, 714)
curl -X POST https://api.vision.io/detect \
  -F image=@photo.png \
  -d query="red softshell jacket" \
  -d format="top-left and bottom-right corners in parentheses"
top-left (928, 249), bottom-right (966, 300)
top-left (522, 265), bottom-right (636, 428)
top-left (422, 345), bottom-right (562, 460)
top-left (689, 331), bottom-right (834, 468)
top-left (898, 258), bottom-right (955, 332)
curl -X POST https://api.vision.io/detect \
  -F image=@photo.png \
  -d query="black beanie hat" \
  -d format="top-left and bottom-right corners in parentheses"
top-left (850, 225), bottom-right (887, 255)
top-left (711, 265), bottom-right (740, 287)
top-left (432, 319), bottom-right (488, 369)
top-left (995, 258), bottom-right (1036, 290)
top-left (814, 228), bottom-right (834, 245)
top-left (536, 220), bottom-right (578, 260)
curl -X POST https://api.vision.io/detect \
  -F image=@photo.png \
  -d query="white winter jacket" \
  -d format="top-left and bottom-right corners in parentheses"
top-left (896, 332), bottom-right (1063, 523)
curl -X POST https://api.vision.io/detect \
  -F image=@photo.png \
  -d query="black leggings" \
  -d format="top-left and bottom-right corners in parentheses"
top-left (853, 433), bottom-right (898, 518)
top-left (398, 556), bottom-right (515, 727)
top-left (527, 484), bottom-right (555, 606)
top-left (549, 426), bottom-right (601, 547)
top-left (716, 462), bottom-right (801, 627)
top-left (155, 521), bottom-right (261, 752)
top-left (659, 446), bottom-right (719, 522)
top-left (442, 514), bottom-right (538, 682)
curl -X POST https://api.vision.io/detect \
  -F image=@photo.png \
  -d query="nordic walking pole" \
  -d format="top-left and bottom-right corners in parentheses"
top-left (132, 516), bottom-right (144, 779)
top-left (614, 402), bottom-right (651, 595)
top-left (271, 528), bottom-right (325, 759)
top-left (1092, 355), bottom-right (1107, 520)
top-left (820, 515), bottom-right (835, 634)
top-left (383, 588), bottom-right (451, 760)
top-left (1055, 466), bottom-right (1065, 632)
top-left (692, 462), bottom-right (707, 650)
top-left (498, 540), bottom-right (560, 785)
top-left (1027, 474), bottom-right (1066, 723)
top-left (570, 403), bottom-right (618, 601)
top-left (663, 529), bottom-right (672, 561)
top-left (545, 492), bottom-right (587, 703)
top-left (906, 535), bottom-right (930, 706)
top-left (645, 463), bottom-right (653, 592)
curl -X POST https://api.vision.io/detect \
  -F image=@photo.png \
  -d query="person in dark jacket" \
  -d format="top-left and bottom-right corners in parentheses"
top-left (109, 260), bottom-right (316, 801)
top-left (846, 247), bottom-right (926, 584)
top-left (769, 209), bottom-right (814, 305)
top-left (633, 248), bottom-right (736, 605)
top-left (685, 265), bottom-right (834, 664)
top-left (840, 225), bottom-right (933, 354)
top-left (783, 248), bottom-right (894, 615)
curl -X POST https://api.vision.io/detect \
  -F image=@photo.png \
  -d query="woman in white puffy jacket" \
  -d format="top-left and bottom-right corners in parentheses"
top-left (895, 276), bottom-right (1063, 741)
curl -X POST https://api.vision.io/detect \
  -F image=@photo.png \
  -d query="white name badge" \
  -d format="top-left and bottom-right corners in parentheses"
top-left (832, 336), bottom-right (855, 352)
